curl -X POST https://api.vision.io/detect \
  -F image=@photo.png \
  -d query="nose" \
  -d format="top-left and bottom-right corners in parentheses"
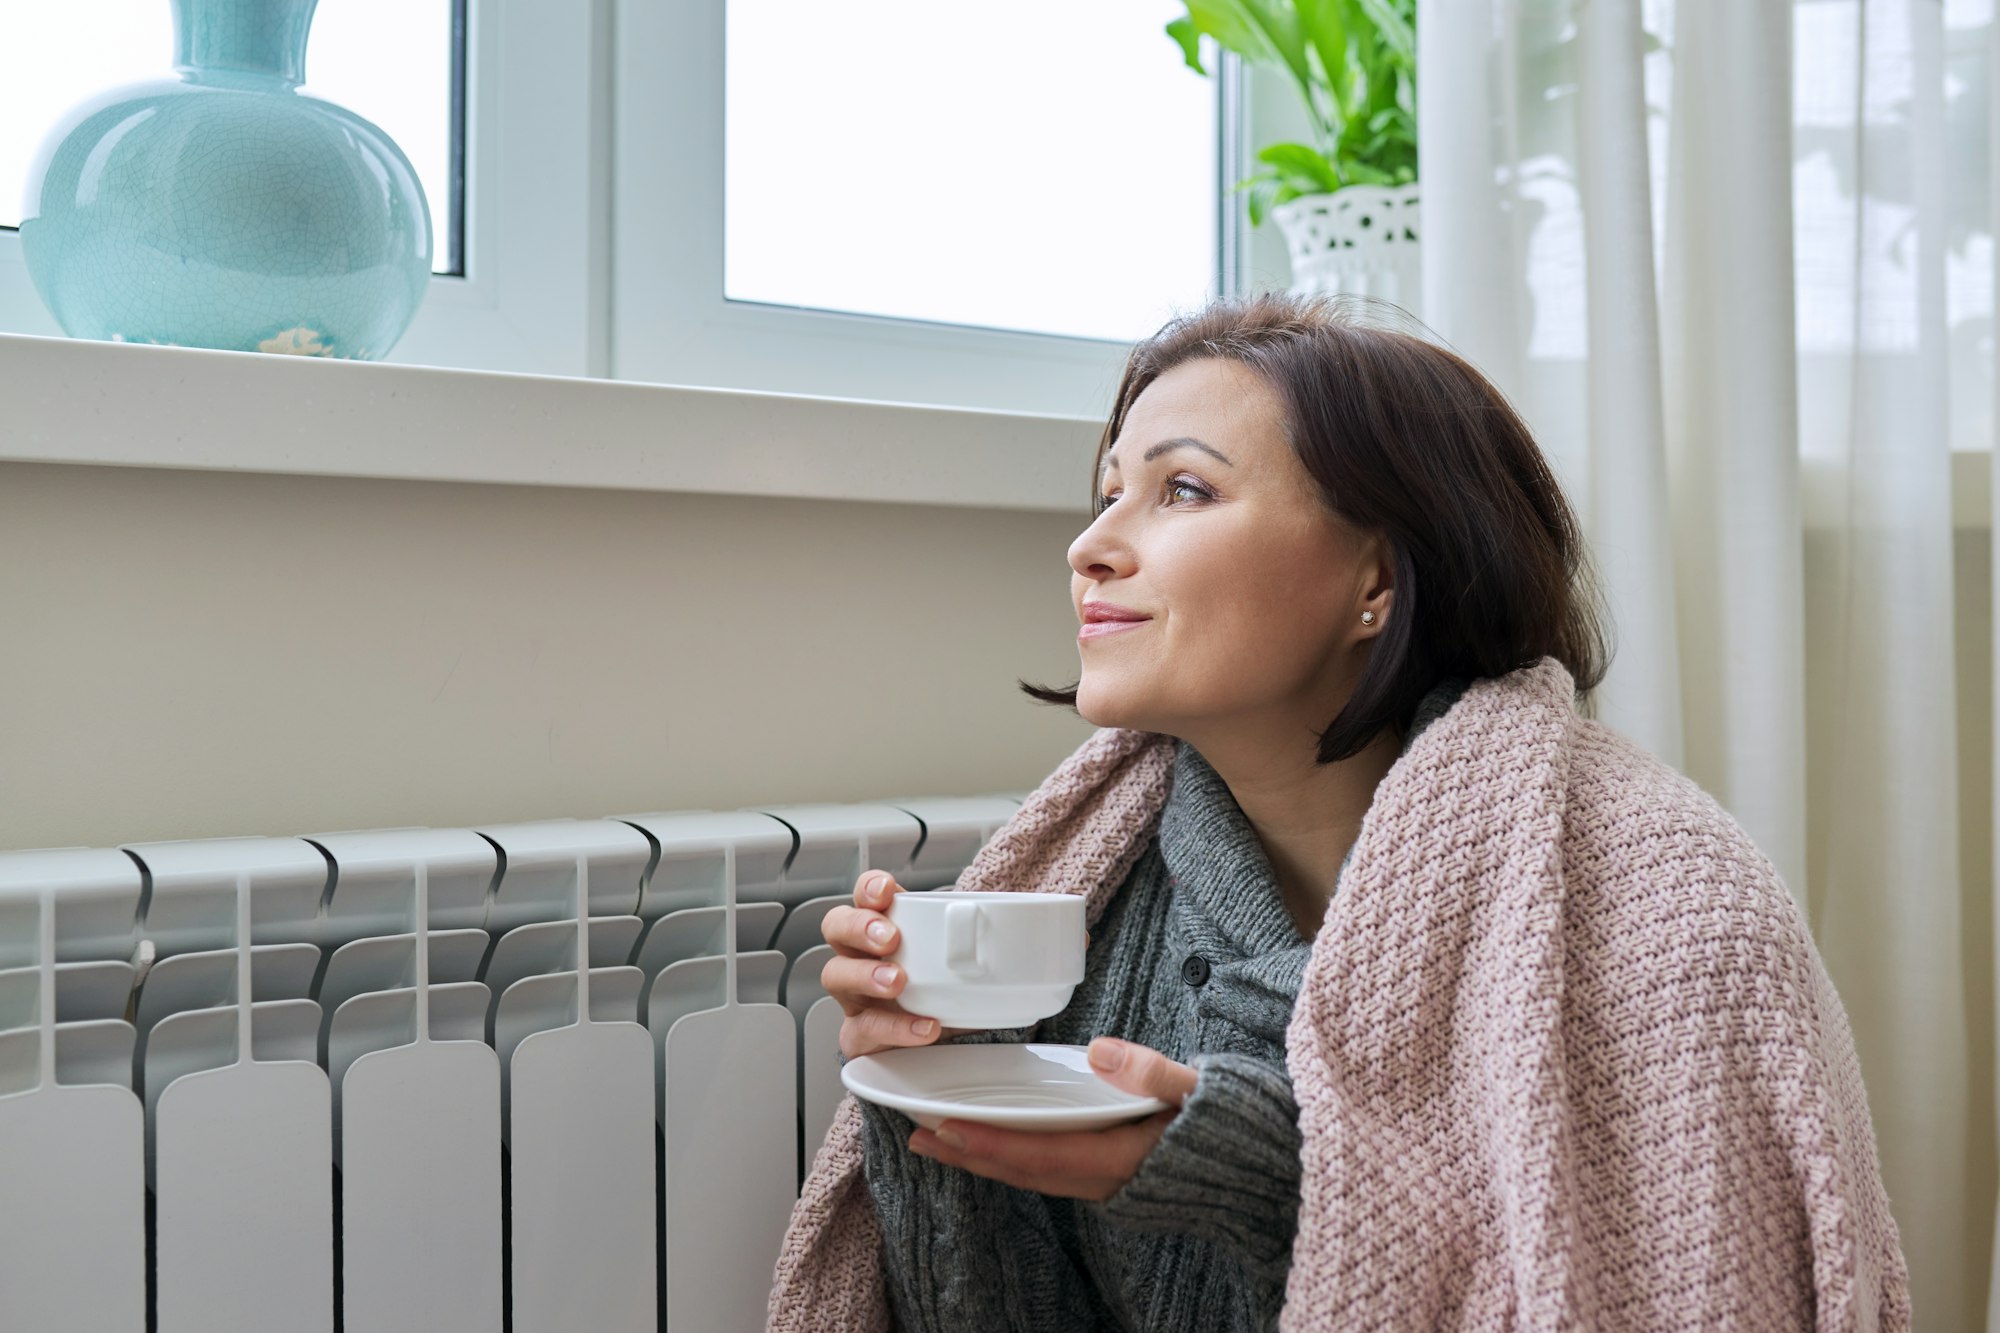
top-left (1068, 509), bottom-right (1127, 583)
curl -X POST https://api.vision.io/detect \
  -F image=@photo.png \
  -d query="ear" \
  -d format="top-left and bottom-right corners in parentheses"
top-left (1354, 530), bottom-right (1395, 629)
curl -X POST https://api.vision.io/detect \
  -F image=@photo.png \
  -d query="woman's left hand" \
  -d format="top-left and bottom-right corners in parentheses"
top-left (906, 1037), bottom-right (1198, 1201)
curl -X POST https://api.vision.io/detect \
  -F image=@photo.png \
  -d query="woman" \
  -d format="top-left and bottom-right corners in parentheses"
top-left (769, 291), bottom-right (1910, 1331)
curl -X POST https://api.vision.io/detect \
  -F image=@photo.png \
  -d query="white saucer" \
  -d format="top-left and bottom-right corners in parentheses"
top-left (841, 1043), bottom-right (1170, 1133)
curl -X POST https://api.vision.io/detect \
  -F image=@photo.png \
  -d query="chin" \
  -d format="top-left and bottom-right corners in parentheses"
top-left (1073, 679), bottom-right (1153, 733)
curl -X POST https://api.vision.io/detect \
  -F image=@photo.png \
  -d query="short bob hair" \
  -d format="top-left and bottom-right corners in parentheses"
top-left (1020, 289), bottom-right (1611, 763)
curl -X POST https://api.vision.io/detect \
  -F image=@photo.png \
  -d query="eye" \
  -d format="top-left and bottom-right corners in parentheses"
top-left (1093, 474), bottom-right (1212, 516)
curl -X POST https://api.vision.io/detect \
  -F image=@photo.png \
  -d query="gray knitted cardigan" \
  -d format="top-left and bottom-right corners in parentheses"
top-left (857, 681), bottom-right (1468, 1333)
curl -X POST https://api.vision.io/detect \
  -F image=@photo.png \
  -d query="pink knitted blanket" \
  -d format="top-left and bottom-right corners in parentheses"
top-left (767, 659), bottom-right (1910, 1330)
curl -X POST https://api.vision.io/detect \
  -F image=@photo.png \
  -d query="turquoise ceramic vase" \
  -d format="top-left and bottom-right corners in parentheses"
top-left (19, 0), bottom-right (432, 358)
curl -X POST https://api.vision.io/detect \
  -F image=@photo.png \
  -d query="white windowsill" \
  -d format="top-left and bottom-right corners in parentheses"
top-left (0, 331), bottom-right (1102, 515)
top-left (1, 331), bottom-right (1990, 531)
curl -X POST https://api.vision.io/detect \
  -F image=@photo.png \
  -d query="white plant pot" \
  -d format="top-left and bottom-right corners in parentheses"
top-left (1270, 182), bottom-right (1421, 313)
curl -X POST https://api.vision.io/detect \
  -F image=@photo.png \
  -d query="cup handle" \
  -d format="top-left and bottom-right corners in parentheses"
top-left (945, 903), bottom-right (987, 977)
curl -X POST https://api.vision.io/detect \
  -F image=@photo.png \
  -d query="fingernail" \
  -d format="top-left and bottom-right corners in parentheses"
top-left (1089, 1038), bottom-right (1124, 1071)
top-left (912, 1018), bottom-right (935, 1036)
top-left (867, 920), bottom-right (892, 945)
top-left (875, 873), bottom-right (895, 899)
top-left (934, 1126), bottom-right (965, 1150)
top-left (873, 964), bottom-right (897, 989)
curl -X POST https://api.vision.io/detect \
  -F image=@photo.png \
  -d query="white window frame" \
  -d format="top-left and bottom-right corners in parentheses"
top-left (0, 0), bottom-right (1240, 417)
top-left (0, 0), bottom-right (609, 379)
top-left (609, 0), bottom-right (1235, 419)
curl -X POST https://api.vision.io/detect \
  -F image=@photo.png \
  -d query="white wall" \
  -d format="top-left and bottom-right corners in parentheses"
top-left (0, 460), bottom-right (1097, 850)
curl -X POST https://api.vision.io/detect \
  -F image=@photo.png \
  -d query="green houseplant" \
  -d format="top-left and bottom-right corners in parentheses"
top-left (1166, 0), bottom-right (1417, 228)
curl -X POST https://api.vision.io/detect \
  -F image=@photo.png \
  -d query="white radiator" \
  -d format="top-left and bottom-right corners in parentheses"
top-left (0, 793), bottom-right (1023, 1332)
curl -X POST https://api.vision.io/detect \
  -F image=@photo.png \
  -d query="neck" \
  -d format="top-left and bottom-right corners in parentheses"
top-left (1183, 721), bottom-right (1403, 939)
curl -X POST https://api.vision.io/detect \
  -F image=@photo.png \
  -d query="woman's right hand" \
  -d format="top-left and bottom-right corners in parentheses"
top-left (821, 870), bottom-right (968, 1059)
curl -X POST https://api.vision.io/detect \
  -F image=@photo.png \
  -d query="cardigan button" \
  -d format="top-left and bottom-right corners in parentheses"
top-left (1180, 954), bottom-right (1211, 988)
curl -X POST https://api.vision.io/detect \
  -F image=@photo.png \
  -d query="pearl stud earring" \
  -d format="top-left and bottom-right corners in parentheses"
top-left (1361, 611), bottom-right (1376, 626)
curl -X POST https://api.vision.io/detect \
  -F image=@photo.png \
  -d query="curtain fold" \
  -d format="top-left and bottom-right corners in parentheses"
top-left (1802, 3), bottom-right (1977, 1325)
top-left (1415, 0), bottom-right (1995, 1324)
top-left (1991, 20), bottom-right (2000, 1331)
top-left (1660, 0), bottom-right (1809, 901)
top-left (1575, 0), bottom-right (1683, 768)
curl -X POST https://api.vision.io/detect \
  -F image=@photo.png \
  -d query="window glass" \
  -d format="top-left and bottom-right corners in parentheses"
top-left (725, 0), bottom-right (1218, 343)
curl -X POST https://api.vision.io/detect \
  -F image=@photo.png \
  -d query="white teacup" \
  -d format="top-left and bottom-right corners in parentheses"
top-left (888, 891), bottom-right (1086, 1029)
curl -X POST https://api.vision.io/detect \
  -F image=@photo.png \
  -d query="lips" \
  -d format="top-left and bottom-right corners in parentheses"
top-left (1079, 601), bottom-right (1152, 641)
top-left (1078, 618), bottom-right (1149, 640)
top-left (1081, 602), bottom-right (1150, 624)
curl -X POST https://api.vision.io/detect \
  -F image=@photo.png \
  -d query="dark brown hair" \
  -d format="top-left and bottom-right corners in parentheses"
top-left (1019, 289), bottom-right (1611, 763)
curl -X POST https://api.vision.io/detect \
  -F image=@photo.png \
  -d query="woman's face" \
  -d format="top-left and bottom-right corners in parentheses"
top-left (1067, 356), bottom-right (1388, 742)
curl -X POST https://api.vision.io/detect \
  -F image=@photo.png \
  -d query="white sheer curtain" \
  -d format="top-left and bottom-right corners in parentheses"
top-left (1416, 0), bottom-right (1995, 1324)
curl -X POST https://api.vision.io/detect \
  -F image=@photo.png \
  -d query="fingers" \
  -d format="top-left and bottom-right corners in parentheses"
top-left (907, 1110), bottom-right (1175, 1200)
top-left (838, 1004), bottom-right (940, 1060)
top-left (820, 871), bottom-right (967, 1057)
top-left (854, 869), bottom-right (902, 912)
top-left (822, 904), bottom-right (899, 958)
top-left (821, 953), bottom-right (905, 1015)
top-left (1086, 1038), bottom-right (1199, 1107)
top-left (823, 873), bottom-right (930, 1058)
top-left (821, 871), bottom-right (903, 958)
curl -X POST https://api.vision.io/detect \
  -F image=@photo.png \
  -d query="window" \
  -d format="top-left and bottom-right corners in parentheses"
top-left (0, 0), bottom-right (1228, 411)
top-left (0, 0), bottom-right (605, 377)
top-left (723, 0), bottom-right (1217, 345)
top-left (617, 0), bottom-right (1228, 416)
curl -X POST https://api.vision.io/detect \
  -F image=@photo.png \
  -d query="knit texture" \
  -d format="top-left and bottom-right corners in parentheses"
top-left (767, 658), bottom-right (1912, 1331)
top-left (857, 725), bottom-right (1335, 1332)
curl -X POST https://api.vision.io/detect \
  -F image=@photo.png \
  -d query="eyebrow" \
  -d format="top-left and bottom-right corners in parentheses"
top-left (1100, 436), bottom-right (1234, 479)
